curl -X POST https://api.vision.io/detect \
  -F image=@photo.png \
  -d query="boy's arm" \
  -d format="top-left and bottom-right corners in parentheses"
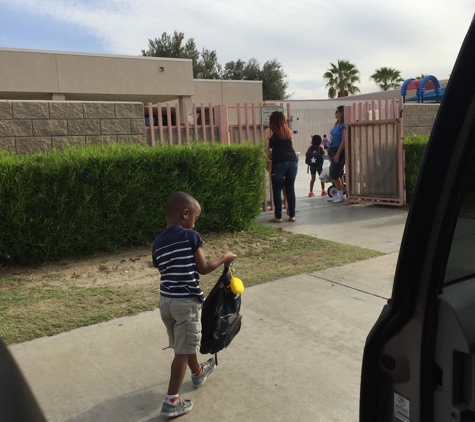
top-left (194, 247), bottom-right (237, 275)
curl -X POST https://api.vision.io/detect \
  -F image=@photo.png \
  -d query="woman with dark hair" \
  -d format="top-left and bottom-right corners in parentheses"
top-left (265, 111), bottom-right (298, 222)
top-left (328, 105), bottom-right (346, 203)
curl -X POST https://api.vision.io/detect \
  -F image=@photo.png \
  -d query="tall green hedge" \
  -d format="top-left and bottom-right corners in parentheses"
top-left (0, 142), bottom-right (266, 266)
top-left (404, 134), bottom-right (429, 202)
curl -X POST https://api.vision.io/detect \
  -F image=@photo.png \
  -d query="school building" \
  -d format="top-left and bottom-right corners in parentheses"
top-left (0, 47), bottom-right (447, 155)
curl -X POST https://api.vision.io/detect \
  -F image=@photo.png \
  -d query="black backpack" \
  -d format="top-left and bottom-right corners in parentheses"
top-left (200, 266), bottom-right (242, 364)
top-left (305, 145), bottom-right (324, 166)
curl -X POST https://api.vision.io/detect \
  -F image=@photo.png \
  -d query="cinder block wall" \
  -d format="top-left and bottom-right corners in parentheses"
top-left (403, 103), bottom-right (440, 137)
top-left (0, 101), bottom-right (146, 154)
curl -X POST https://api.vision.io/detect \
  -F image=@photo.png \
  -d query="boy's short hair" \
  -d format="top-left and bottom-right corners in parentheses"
top-left (165, 191), bottom-right (199, 218)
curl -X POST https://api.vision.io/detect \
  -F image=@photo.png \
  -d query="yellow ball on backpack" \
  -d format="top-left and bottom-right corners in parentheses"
top-left (230, 277), bottom-right (244, 295)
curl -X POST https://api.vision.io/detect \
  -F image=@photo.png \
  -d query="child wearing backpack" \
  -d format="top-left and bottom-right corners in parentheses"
top-left (305, 135), bottom-right (327, 197)
top-left (152, 191), bottom-right (237, 418)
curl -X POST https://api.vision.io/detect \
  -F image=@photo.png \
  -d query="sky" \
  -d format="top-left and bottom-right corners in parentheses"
top-left (0, 0), bottom-right (473, 99)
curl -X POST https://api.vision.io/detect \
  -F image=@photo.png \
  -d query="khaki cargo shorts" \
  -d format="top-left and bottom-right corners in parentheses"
top-left (159, 296), bottom-right (202, 354)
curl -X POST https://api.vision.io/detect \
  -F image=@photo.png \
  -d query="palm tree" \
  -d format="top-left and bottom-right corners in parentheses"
top-left (415, 74), bottom-right (427, 80)
top-left (323, 60), bottom-right (361, 98)
top-left (370, 67), bottom-right (404, 91)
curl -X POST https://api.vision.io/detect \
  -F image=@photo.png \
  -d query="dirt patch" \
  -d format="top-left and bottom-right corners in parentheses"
top-left (0, 231), bottom-right (277, 293)
top-left (1, 247), bottom-right (155, 289)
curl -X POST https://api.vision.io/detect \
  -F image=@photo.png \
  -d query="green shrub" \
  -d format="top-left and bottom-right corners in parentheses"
top-left (404, 134), bottom-right (429, 202)
top-left (0, 142), bottom-right (266, 266)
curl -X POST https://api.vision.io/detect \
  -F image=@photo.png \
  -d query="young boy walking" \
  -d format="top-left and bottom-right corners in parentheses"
top-left (152, 191), bottom-right (237, 417)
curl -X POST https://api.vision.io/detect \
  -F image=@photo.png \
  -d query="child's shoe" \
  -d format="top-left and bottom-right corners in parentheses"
top-left (321, 189), bottom-right (328, 196)
top-left (161, 397), bottom-right (193, 417)
top-left (308, 191), bottom-right (315, 197)
top-left (192, 358), bottom-right (216, 387)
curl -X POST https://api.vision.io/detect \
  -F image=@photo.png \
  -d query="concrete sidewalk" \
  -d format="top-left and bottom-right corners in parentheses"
top-left (9, 162), bottom-right (408, 422)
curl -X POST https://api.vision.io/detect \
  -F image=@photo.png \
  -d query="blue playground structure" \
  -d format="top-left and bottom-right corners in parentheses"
top-left (401, 75), bottom-right (443, 103)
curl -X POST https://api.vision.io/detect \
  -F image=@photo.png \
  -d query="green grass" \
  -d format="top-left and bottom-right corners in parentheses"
top-left (0, 223), bottom-right (385, 345)
top-left (198, 223), bottom-right (384, 290)
top-left (0, 284), bottom-right (157, 344)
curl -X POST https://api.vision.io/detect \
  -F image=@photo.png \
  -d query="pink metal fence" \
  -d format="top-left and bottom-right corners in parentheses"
top-left (145, 101), bottom-right (292, 211)
top-left (228, 103), bottom-right (265, 144)
top-left (146, 102), bottom-right (216, 145)
top-left (145, 102), bottom-right (279, 145)
top-left (344, 98), bottom-right (405, 206)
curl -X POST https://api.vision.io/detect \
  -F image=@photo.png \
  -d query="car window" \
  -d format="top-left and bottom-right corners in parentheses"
top-left (444, 156), bottom-right (475, 283)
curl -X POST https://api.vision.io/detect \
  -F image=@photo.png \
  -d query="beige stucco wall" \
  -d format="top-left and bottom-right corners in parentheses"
top-left (0, 49), bottom-right (264, 109)
top-left (0, 49), bottom-right (194, 104)
top-left (192, 80), bottom-right (262, 105)
top-left (0, 100), bottom-right (146, 155)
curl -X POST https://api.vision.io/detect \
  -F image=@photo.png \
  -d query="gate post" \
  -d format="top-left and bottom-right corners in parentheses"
top-left (178, 96), bottom-right (192, 124)
top-left (213, 105), bottom-right (230, 144)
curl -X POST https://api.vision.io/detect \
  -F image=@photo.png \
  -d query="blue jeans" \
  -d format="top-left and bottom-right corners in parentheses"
top-left (271, 161), bottom-right (298, 219)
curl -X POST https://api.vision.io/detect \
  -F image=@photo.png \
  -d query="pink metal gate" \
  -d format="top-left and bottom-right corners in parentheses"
top-left (344, 99), bottom-right (405, 206)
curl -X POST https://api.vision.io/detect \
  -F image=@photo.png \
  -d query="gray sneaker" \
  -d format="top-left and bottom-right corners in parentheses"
top-left (191, 358), bottom-right (216, 387)
top-left (160, 397), bottom-right (193, 417)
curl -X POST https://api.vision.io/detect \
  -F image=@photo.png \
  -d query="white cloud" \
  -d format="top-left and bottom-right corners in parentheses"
top-left (0, 0), bottom-right (473, 98)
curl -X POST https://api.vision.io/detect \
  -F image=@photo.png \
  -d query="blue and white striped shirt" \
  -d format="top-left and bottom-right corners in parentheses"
top-left (152, 226), bottom-right (205, 301)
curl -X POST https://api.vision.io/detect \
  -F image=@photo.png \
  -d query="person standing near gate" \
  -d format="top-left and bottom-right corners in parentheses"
top-left (328, 106), bottom-right (346, 203)
top-left (322, 134), bottom-right (329, 153)
top-left (265, 111), bottom-right (298, 222)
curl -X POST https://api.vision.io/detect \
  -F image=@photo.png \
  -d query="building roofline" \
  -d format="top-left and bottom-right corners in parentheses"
top-left (194, 79), bottom-right (262, 84)
top-left (0, 47), bottom-right (192, 63)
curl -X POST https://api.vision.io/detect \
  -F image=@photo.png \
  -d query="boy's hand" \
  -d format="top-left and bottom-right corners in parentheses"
top-left (223, 252), bottom-right (237, 266)
top-left (194, 248), bottom-right (236, 275)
